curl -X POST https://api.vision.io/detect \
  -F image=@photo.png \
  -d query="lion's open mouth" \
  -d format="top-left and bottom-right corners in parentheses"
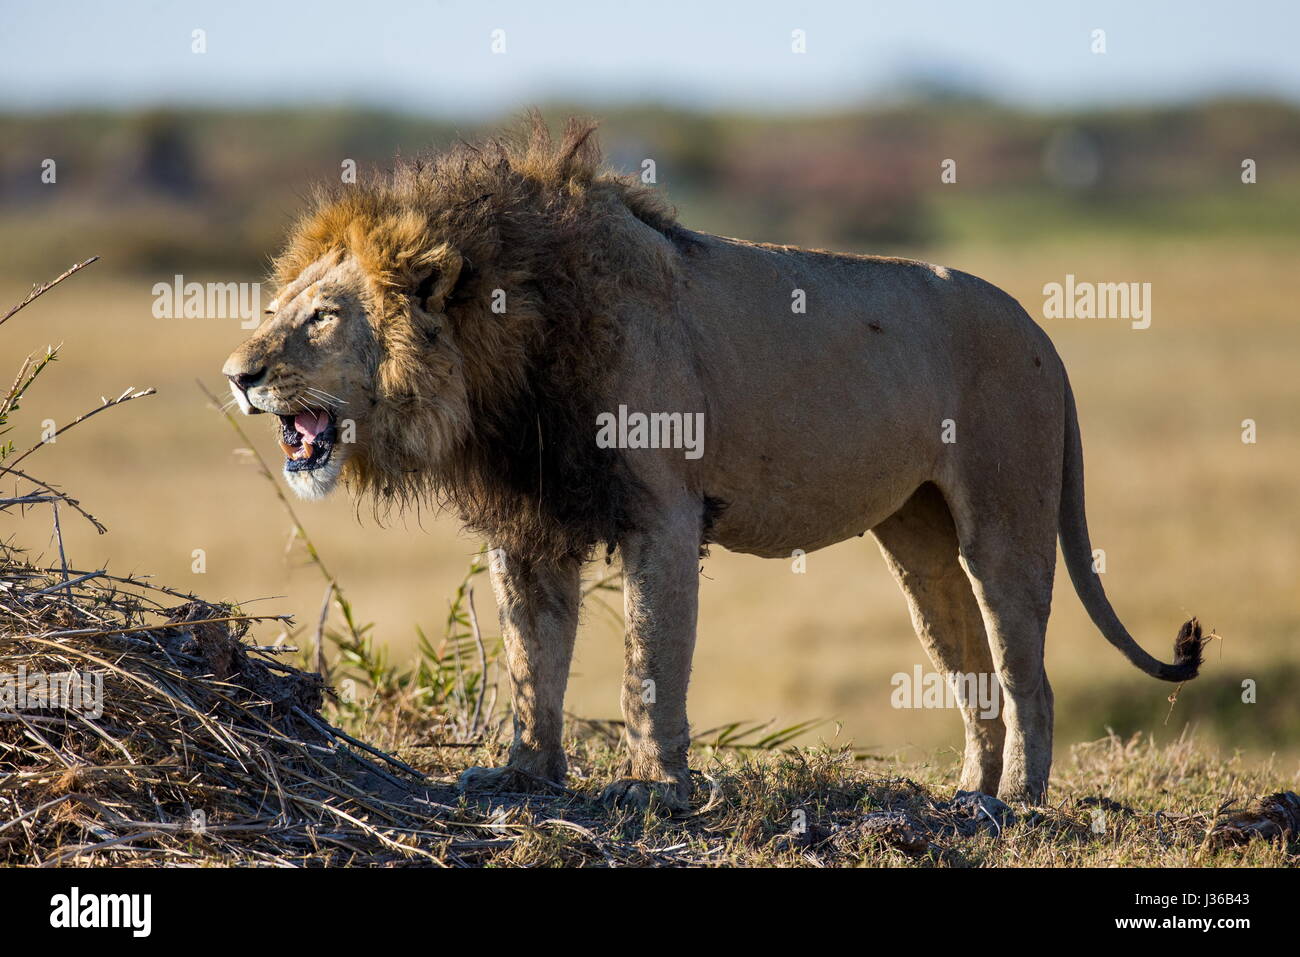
top-left (278, 409), bottom-right (337, 472)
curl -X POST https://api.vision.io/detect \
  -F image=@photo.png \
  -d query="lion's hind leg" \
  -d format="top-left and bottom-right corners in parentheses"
top-left (872, 483), bottom-right (1005, 795)
top-left (944, 476), bottom-right (1059, 806)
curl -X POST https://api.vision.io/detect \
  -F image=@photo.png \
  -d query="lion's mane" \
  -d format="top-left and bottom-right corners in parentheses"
top-left (272, 117), bottom-right (692, 560)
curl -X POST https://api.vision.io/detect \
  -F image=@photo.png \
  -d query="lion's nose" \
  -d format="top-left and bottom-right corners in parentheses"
top-left (225, 366), bottom-right (267, 392)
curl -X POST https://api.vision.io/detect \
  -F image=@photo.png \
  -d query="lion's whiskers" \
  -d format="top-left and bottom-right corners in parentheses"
top-left (306, 386), bottom-right (346, 406)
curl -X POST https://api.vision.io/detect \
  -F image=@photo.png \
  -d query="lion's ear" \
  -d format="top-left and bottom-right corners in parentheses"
top-left (409, 244), bottom-right (463, 314)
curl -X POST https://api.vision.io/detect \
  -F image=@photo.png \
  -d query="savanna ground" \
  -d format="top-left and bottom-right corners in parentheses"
top-left (2, 542), bottom-right (1294, 867)
top-left (1, 103), bottom-right (1297, 866)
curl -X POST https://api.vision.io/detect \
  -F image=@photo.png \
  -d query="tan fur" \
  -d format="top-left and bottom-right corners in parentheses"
top-left (224, 118), bottom-right (1200, 809)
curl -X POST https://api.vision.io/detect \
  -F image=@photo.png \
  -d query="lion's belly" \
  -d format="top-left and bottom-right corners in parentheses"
top-left (711, 493), bottom-right (914, 558)
top-left (704, 431), bottom-right (933, 558)
top-left (699, 359), bottom-right (940, 558)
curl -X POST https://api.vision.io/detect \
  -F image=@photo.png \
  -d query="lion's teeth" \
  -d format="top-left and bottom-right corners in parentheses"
top-left (278, 439), bottom-right (296, 458)
top-left (299, 441), bottom-right (314, 460)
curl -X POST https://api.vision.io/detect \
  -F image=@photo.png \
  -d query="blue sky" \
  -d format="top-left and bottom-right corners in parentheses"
top-left (2, 0), bottom-right (1296, 115)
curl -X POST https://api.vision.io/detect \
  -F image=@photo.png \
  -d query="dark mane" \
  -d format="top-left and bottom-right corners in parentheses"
top-left (273, 116), bottom-right (684, 561)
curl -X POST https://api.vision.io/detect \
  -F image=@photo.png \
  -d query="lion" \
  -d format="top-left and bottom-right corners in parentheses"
top-left (222, 118), bottom-right (1204, 809)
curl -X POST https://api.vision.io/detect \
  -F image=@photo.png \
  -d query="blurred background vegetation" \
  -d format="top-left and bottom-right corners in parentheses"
top-left (3, 98), bottom-right (1299, 274)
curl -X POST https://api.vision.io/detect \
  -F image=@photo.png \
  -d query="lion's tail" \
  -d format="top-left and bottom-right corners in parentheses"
top-left (1057, 371), bottom-right (1203, 682)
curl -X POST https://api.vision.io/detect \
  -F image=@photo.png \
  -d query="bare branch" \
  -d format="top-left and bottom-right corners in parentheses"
top-left (313, 583), bottom-right (332, 681)
top-left (51, 502), bottom-right (70, 597)
top-left (0, 386), bottom-right (156, 477)
top-left (0, 257), bottom-right (99, 329)
top-left (0, 465), bottom-right (106, 533)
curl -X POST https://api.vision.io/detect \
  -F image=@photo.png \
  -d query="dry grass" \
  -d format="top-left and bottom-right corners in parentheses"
top-left (0, 558), bottom-right (458, 867)
top-left (1, 242), bottom-right (1297, 868)
top-left (2, 559), bottom-right (1294, 868)
top-left (0, 543), bottom-right (1294, 868)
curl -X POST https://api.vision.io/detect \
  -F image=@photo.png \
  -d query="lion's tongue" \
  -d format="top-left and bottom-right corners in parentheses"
top-left (294, 411), bottom-right (329, 443)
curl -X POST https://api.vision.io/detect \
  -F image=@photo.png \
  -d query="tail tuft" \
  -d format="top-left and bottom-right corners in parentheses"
top-left (1172, 617), bottom-right (1205, 679)
top-left (1059, 370), bottom-right (1208, 685)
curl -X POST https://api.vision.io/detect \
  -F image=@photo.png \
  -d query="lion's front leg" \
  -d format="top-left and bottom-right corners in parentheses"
top-left (458, 547), bottom-right (580, 795)
top-left (600, 511), bottom-right (701, 813)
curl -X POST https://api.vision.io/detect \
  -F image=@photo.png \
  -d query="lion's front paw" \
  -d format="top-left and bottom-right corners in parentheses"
top-left (599, 777), bottom-right (693, 814)
top-left (458, 765), bottom-right (565, 795)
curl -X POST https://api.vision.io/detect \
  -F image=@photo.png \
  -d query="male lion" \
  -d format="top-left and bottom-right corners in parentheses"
top-left (223, 120), bottom-right (1203, 808)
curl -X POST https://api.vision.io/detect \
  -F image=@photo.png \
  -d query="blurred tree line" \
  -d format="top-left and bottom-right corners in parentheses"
top-left (1, 98), bottom-right (1298, 277)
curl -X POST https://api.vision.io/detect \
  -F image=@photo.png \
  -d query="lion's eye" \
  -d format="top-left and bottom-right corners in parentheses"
top-left (306, 311), bottom-right (332, 326)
